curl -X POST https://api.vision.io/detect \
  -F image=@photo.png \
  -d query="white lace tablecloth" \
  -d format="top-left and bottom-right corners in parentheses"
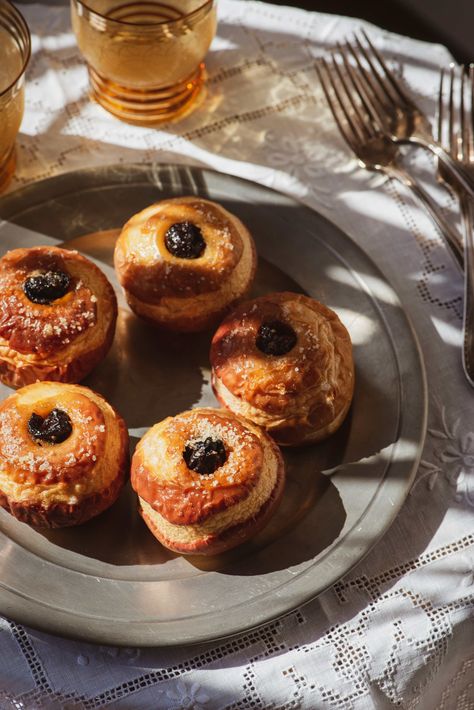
top-left (1, 1), bottom-right (473, 708)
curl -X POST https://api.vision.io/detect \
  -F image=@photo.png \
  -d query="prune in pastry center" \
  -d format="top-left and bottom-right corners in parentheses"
top-left (23, 270), bottom-right (71, 305)
top-left (164, 221), bottom-right (206, 259)
top-left (256, 319), bottom-right (297, 356)
top-left (27, 408), bottom-right (73, 444)
top-left (183, 437), bottom-right (227, 475)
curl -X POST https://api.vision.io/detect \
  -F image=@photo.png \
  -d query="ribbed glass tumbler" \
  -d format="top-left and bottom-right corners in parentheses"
top-left (0, 0), bottom-right (30, 191)
top-left (70, 0), bottom-right (217, 125)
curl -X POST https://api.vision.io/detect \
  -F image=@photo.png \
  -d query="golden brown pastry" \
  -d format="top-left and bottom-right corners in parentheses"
top-left (210, 292), bottom-right (354, 446)
top-left (0, 246), bottom-right (117, 389)
top-left (0, 382), bottom-right (129, 527)
top-left (114, 197), bottom-right (257, 332)
top-left (131, 407), bottom-right (285, 555)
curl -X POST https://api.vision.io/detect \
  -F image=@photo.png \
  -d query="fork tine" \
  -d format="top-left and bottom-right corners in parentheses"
top-left (460, 65), bottom-right (467, 162)
top-left (470, 64), bottom-right (474, 161)
top-left (353, 33), bottom-right (399, 109)
top-left (315, 60), bottom-right (360, 155)
top-left (360, 28), bottom-right (417, 110)
top-left (344, 39), bottom-right (390, 126)
top-left (322, 62), bottom-right (362, 142)
top-left (337, 42), bottom-right (389, 133)
top-left (337, 42), bottom-right (373, 120)
top-left (330, 55), bottom-right (372, 141)
top-left (448, 63), bottom-right (457, 159)
top-left (437, 68), bottom-right (445, 144)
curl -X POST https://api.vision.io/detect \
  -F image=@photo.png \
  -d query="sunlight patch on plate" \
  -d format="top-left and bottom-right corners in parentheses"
top-left (326, 265), bottom-right (400, 307)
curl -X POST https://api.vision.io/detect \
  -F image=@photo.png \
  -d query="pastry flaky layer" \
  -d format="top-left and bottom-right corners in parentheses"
top-left (210, 292), bottom-right (355, 446)
top-left (131, 407), bottom-right (285, 555)
top-left (0, 382), bottom-right (129, 527)
top-left (0, 246), bottom-right (117, 388)
top-left (114, 197), bottom-right (257, 332)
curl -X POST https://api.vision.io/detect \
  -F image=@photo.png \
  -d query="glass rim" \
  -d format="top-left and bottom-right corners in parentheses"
top-left (71, 0), bottom-right (215, 27)
top-left (0, 0), bottom-right (31, 98)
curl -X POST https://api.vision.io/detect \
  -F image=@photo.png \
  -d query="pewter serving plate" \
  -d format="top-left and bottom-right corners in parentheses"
top-left (0, 163), bottom-right (427, 646)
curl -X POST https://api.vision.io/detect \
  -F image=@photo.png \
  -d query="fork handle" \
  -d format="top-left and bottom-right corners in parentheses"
top-left (384, 164), bottom-right (464, 270)
top-left (461, 194), bottom-right (474, 386)
top-left (402, 137), bottom-right (474, 198)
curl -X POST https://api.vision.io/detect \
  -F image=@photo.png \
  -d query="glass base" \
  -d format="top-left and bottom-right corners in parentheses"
top-left (88, 63), bottom-right (206, 126)
top-left (0, 146), bottom-right (16, 192)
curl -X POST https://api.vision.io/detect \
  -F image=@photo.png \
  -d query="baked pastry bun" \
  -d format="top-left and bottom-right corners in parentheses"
top-left (131, 407), bottom-right (285, 555)
top-left (210, 292), bottom-right (354, 446)
top-left (0, 382), bottom-right (129, 527)
top-left (0, 246), bottom-right (117, 389)
top-left (114, 197), bottom-right (257, 332)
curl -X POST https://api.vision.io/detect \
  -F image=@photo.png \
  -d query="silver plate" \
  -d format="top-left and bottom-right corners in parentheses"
top-left (0, 163), bottom-right (427, 647)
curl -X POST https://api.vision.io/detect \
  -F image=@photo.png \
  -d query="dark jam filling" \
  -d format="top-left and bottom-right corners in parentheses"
top-left (23, 270), bottom-right (71, 305)
top-left (256, 319), bottom-right (297, 356)
top-left (27, 408), bottom-right (73, 444)
top-left (183, 437), bottom-right (227, 475)
top-left (164, 221), bottom-right (206, 259)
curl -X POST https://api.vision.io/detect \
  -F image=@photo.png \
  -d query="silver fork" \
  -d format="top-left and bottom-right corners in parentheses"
top-left (339, 29), bottom-right (474, 197)
top-left (438, 64), bottom-right (474, 386)
top-left (316, 56), bottom-right (464, 269)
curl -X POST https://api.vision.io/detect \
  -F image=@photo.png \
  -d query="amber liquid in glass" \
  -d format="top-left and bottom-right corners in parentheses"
top-left (0, 27), bottom-right (25, 188)
top-left (71, 1), bottom-right (217, 124)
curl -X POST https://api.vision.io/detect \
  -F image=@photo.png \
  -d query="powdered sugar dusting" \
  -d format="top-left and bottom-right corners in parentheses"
top-left (163, 410), bottom-right (261, 488)
top-left (0, 250), bottom-right (99, 357)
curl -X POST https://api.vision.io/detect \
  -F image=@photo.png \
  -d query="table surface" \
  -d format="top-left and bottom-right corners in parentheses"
top-left (20, 0), bottom-right (473, 63)
top-left (1, 1), bottom-right (473, 709)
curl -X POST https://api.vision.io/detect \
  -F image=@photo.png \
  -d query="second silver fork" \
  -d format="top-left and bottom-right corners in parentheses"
top-left (316, 54), bottom-right (464, 269)
top-left (438, 64), bottom-right (474, 386)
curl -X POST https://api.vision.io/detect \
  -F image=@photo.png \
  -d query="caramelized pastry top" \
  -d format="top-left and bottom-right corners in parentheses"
top-left (114, 197), bottom-right (247, 301)
top-left (0, 247), bottom-right (115, 358)
top-left (211, 292), bottom-right (354, 422)
top-left (131, 408), bottom-right (273, 525)
top-left (0, 382), bottom-right (128, 504)
top-left (0, 386), bottom-right (103, 487)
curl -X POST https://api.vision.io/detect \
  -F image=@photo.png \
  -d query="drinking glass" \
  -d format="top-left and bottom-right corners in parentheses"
top-left (0, 0), bottom-right (30, 191)
top-left (70, 0), bottom-right (217, 125)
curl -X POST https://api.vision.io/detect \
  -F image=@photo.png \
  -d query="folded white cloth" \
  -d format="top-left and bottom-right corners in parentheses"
top-left (0, 2), bottom-right (472, 708)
